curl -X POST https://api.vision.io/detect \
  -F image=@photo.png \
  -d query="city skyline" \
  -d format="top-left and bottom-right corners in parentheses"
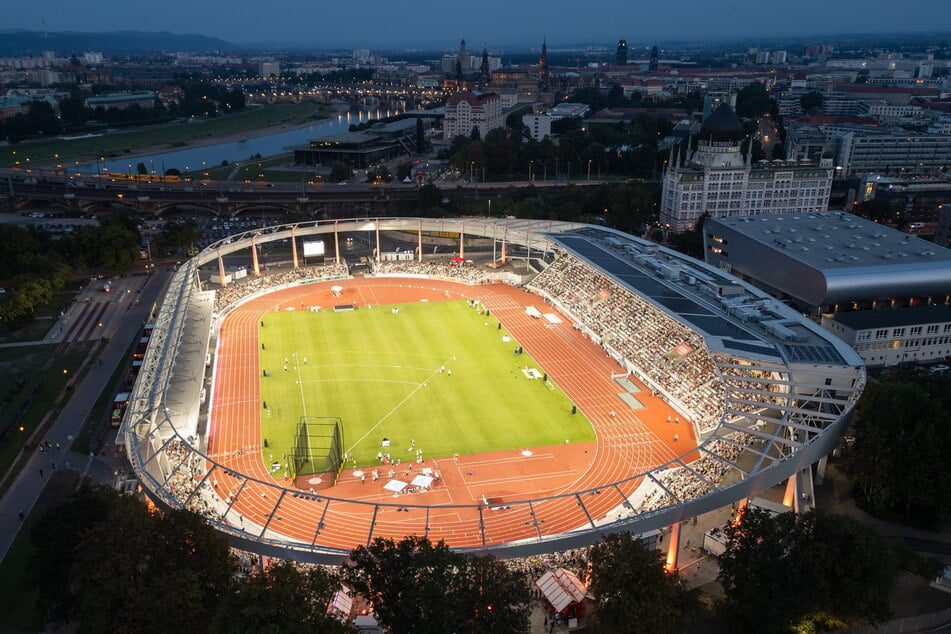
top-left (5, 0), bottom-right (951, 49)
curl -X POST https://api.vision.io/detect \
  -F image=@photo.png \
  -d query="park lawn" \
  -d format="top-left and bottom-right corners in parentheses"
top-left (0, 343), bottom-right (93, 477)
top-left (0, 101), bottom-right (330, 168)
top-left (259, 300), bottom-right (594, 470)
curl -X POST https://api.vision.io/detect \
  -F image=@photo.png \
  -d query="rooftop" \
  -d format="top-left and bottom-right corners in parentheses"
top-left (548, 227), bottom-right (857, 366)
top-left (710, 212), bottom-right (951, 271)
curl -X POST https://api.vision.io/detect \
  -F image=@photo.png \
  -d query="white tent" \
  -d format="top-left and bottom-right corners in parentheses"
top-left (410, 474), bottom-right (434, 489)
top-left (383, 479), bottom-right (408, 493)
top-left (534, 568), bottom-right (593, 614)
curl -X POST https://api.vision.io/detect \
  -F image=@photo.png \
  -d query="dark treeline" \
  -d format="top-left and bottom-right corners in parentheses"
top-left (1, 83), bottom-right (246, 143)
top-left (23, 485), bottom-right (931, 634)
top-left (0, 219), bottom-right (141, 327)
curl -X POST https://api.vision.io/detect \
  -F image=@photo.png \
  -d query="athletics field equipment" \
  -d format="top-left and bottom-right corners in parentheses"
top-left (291, 417), bottom-right (343, 480)
top-left (120, 217), bottom-right (866, 564)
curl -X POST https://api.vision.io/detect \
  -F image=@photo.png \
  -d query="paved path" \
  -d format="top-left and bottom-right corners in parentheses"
top-left (0, 268), bottom-right (172, 562)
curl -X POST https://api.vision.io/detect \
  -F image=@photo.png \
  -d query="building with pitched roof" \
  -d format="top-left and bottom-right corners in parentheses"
top-left (442, 92), bottom-right (502, 140)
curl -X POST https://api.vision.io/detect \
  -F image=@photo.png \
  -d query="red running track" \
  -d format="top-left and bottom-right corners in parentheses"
top-left (206, 277), bottom-right (694, 552)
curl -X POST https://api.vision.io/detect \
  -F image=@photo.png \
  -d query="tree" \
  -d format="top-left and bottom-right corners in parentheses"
top-left (156, 219), bottom-right (201, 252)
top-left (67, 507), bottom-right (234, 634)
top-left (329, 161), bottom-right (351, 183)
top-left (684, 90), bottom-right (703, 114)
top-left (395, 161), bottom-right (413, 181)
top-left (588, 533), bottom-right (697, 633)
top-left (345, 536), bottom-right (530, 634)
top-left (719, 508), bottom-right (904, 632)
top-left (58, 95), bottom-right (89, 127)
top-left (470, 125), bottom-right (481, 141)
top-left (30, 487), bottom-right (130, 624)
top-left (32, 487), bottom-right (234, 634)
top-left (844, 380), bottom-right (951, 527)
top-left (799, 90), bottom-right (825, 113)
top-left (735, 82), bottom-right (772, 118)
top-left (216, 561), bottom-right (352, 634)
top-left (137, 162), bottom-right (148, 175)
top-left (71, 218), bottom-right (141, 269)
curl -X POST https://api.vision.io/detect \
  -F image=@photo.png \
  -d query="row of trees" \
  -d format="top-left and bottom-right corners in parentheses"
top-left (718, 507), bottom-right (915, 632)
top-left (844, 371), bottom-right (951, 528)
top-left (571, 85), bottom-right (705, 116)
top-left (445, 117), bottom-right (669, 184)
top-left (2, 84), bottom-right (246, 143)
top-left (30, 484), bottom-right (926, 634)
top-left (0, 218), bottom-right (142, 327)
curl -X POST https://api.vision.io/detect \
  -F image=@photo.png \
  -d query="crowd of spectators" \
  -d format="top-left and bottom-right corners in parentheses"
top-left (714, 354), bottom-right (787, 418)
top-left (371, 260), bottom-right (490, 284)
top-left (163, 439), bottom-right (205, 504)
top-left (529, 254), bottom-right (724, 431)
top-left (212, 263), bottom-right (349, 313)
top-left (161, 439), bottom-right (236, 523)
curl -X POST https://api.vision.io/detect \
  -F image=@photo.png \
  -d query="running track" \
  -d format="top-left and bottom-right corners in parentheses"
top-left (207, 278), bottom-right (694, 552)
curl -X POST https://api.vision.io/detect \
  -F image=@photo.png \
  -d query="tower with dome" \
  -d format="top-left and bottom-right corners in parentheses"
top-left (660, 104), bottom-right (834, 232)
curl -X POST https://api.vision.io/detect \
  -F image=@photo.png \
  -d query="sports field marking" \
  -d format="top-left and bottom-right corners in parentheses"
top-left (300, 362), bottom-right (446, 373)
top-left (344, 356), bottom-right (454, 456)
top-left (301, 378), bottom-right (424, 388)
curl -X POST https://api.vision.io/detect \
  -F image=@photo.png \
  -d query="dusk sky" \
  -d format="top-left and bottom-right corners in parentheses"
top-left (5, 0), bottom-right (951, 48)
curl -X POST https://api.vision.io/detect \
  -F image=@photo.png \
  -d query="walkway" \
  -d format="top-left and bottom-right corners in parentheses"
top-left (0, 268), bottom-right (172, 562)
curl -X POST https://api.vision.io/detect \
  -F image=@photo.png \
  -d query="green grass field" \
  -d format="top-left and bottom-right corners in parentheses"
top-left (259, 300), bottom-right (594, 471)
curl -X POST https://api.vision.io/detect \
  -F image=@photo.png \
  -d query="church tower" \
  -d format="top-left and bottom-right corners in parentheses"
top-left (538, 37), bottom-right (549, 89)
top-left (459, 40), bottom-right (470, 68)
top-left (616, 38), bottom-right (628, 66)
top-left (480, 45), bottom-right (490, 84)
top-left (649, 45), bottom-right (659, 72)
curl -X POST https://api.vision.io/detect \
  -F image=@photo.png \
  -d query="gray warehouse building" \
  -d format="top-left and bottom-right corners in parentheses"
top-left (703, 212), bottom-right (951, 314)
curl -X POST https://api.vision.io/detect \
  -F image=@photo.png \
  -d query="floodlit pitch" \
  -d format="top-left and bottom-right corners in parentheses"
top-left (259, 300), bottom-right (595, 471)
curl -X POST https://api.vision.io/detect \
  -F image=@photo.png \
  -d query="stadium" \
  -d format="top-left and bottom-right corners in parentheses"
top-left (119, 217), bottom-right (865, 564)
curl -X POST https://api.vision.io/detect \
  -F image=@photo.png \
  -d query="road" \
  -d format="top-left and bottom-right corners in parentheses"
top-left (0, 267), bottom-right (171, 562)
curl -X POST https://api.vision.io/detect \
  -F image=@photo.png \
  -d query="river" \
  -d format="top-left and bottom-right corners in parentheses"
top-left (81, 108), bottom-right (396, 175)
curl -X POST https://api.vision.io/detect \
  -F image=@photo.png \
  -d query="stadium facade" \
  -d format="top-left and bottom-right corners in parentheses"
top-left (119, 218), bottom-right (864, 564)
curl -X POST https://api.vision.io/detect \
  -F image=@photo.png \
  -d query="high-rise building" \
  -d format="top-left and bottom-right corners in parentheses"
top-left (649, 45), bottom-right (659, 72)
top-left (660, 106), bottom-right (833, 232)
top-left (616, 38), bottom-right (628, 66)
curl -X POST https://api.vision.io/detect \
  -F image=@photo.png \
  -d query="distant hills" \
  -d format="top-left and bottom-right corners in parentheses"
top-left (0, 30), bottom-right (237, 56)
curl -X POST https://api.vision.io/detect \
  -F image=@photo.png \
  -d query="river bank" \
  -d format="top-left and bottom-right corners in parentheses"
top-left (2, 102), bottom-right (345, 169)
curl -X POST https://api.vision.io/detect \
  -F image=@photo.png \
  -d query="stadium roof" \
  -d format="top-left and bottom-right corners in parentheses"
top-left (548, 226), bottom-right (856, 367)
top-left (830, 304), bottom-right (951, 331)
